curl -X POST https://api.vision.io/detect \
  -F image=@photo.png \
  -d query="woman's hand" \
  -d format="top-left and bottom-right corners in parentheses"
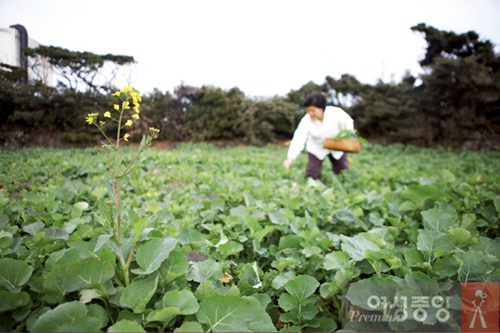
top-left (283, 158), bottom-right (293, 169)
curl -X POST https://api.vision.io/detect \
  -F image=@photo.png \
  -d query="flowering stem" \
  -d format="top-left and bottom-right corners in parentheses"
top-left (86, 86), bottom-right (159, 288)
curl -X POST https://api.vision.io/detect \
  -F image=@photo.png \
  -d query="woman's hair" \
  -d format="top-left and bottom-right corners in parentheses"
top-left (303, 92), bottom-right (327, 110)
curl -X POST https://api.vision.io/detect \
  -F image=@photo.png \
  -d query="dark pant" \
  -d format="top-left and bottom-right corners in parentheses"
top-left (306, 152), bottom-right (349, 179)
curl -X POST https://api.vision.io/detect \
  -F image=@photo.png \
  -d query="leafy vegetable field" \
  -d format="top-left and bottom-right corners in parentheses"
top-left (0, 143), bottom-right (499, 332)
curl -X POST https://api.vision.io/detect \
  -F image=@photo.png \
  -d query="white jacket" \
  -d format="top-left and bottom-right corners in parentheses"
top-left (287, 106), bottom-right (354, 161)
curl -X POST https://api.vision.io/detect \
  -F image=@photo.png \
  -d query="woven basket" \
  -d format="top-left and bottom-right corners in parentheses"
top-left (323, 138), bottom-right (361, 153)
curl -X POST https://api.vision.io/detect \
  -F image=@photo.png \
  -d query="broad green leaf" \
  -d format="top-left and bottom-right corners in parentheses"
top-left (158, 250), bottom-right (190, 283)
top-left (174, 321), bottom-right (204, 332)
top-left (278, 293), bottom-right (299, 311)
top-left (432, 256), bottom-right (460, 277)
top-left (398, 201), bottom-right (416, 212)
top-left (0, 290), bottom-right (30, 312)
top-left (446, 228), bottom-right (475, 247)
top-left (80, 289), bottom-right (102, 304)
top-left (120, 275), bottom-right (158, 313)
top-left (416, 230), bottom-right (454, 257)
top-left (0, 258), bottom-right (33, 292)
top-left (196, 295), bottom-right (274, 332)
top-left (44, 257), bottom-right (114, 297)
top-left (30, 301), bottom-right (103, 332)
top-left (345, 277), bottom-right (399, 310)
top-left (272, 271), bottom-right (296, 289)
top-left (399, 184), bottom-right (448, 206)
top-left (332, 208), bottom-right (357, 224)
top-left (194, 281), bottom-right (240, 301)
top-left (285, 275), bottom-right (319, 299)
top-left (237, 262), bottom-right (262, 289)
top-left (440, 169), bottom-right (456, 183)
top-left (469, 236), bottom-right (500, 257)
top-left (45, 227), bottom-right (69, 240)
top-left (311, 317), bottom-right (337, 332)
top-left (494, 197), bottom-right (500, 214)
top-left (94, 234), bottom-right (113, 252)
top-left (131, 212), bottom-right (149, 243)
top-left (456, 251), bottom-right (494, 282)
top-left (403, 249), bottom-right (424, 267)
top-left (22, 221), bottom-right (45, 236)
top-left (73, 201), bottom-right (89, 211)
top-left (301, 245), bottom-right (321, 257)
top-left (132, 237), bottom-right (178, 275)
top-left (340, 234), bottom-right (380, 261)
top-left (278, 235), bottom-right (302, 250)
top-left (148, 289), bottom-right (199, 323)
top-left (0, 213), bottom-right (8, 227)
top-left (0, 231), bottom-right (13, 255)
top-left (269, 210), bottom-right (289, 225)
top-left (217, 240), bottom-right (244, 257)
top-left (230, 205), bottom-right (249, 217)
top-left (323, 251), bottom-right (350, 270)
top-left (187, 259), bottom-right (221, 282)
top-left (178, 228), bottom-right (205, 245)
top-left (421, 204), bottom-right (456, 231)
top-left (245, 296), bottom-right (278, 332)
top-left (108, 319), bottom-right (145, 332)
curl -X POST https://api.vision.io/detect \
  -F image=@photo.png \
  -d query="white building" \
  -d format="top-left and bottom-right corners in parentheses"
top-left (0, 24), bottom-right (53, 85)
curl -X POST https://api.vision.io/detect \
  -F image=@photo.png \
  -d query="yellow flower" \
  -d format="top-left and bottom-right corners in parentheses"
top-left (132, 113), bottom-right (140, 120)
top-left (149, 127), bottom-right (160, 139)
top-left (104, 111), bottom-right (111, 118)
top-left (125, 119), bottom-right (133, 127)
top-left (134, 105), bottom-right (140, 114)
top-left (112, 90), bottom-right (121, 97)
top-left (123, 133), bottom-right (130, 141)
top-left (113, 104), bottom-right (120, 111)
top-left (85, 113), bottom-right (98, 124)
top-left (122, 101), bottom-right (130, 110)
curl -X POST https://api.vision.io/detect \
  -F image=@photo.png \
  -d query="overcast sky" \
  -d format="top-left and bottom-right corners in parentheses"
top-left (1, 0), bottom-right (499, 97)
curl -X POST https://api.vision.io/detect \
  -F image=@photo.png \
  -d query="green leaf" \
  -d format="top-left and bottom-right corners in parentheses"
top-left (0, 290), bottom-right (30, 312)
top-left (446, 228), bottom-right (475, 247)
top-left (187, 259), bottom-right (221, 283)
top-left (119, 275), bottom-right (158, 313)
top-left (148, 289), bottom-right (199, 323)
top-left (0, 231), bottom-right (14, 255)
top-left (45, 227), bottom-right (69, 240)
top-left (323, 251), bottom-right (351, 270)
top-left (174, 321), bottom-right (204, 332)
top-left (494, 196), bottom-right (500, 214)
top-left (399, 184), bottom-right (448, 206)
top-left (432, 256), bottom-right (460, 277)
top-left (269, 210), bottom-right (289, 225)
top-left (108, 319), bottom-right (145, 332)
top-left (332, 208), bottom-right (357, 225)
top-left (44, 257), bottom-right (114, 297)
top-left (278, 293), bottom-right (299, 311)
top-left (178, 227), bottom-right (205, 245)
top-left (30, 301), bottom-right (103, 332)
top-left (340, 234), bottom-right (380, 261)
top-left (22, 221), bottom-right (45, 236)
top-left (0, 258), bottom-right (33, 292)
top-left (345, 277), bottom-right (399, 311)
top-left (132, 237), bottom-right (178, 275)
top-left (456, 251), bottom-right (494, 282)
top-left (73, 201), bottom-right (89, 211)
top-left (416, 230), bottom-right (454, 257)
top-left (158, 250), bottom-right (190, 283)
top-left (421, 204), bottom-right (456, 231)
top-left (196, 295), bottom-right (275, 332)
top-left (272, 271), bottom-right (296, 289)
top-left (285, 275), bottom-right (319, 299)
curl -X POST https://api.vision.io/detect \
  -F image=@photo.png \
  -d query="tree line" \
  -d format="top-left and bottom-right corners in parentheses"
top-left (1, 23), bottom-right (499, 149)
